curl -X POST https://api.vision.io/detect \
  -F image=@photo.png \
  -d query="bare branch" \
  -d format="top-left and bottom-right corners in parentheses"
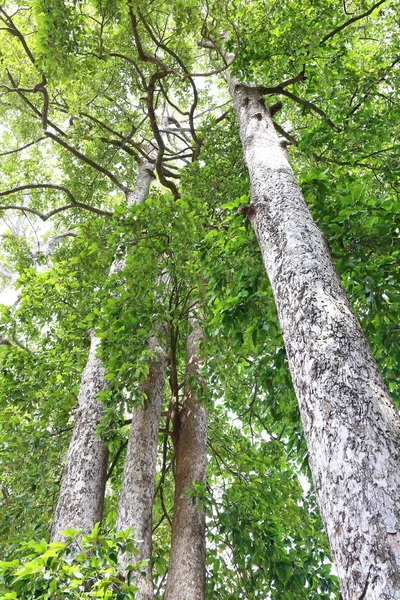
top-left (278, 71), bottom-right (306, 88)
top-left (129, 8), bottom-right (167, 70)
top-left (0, 183), bottom-right (76, 203)
top-left (214, 110), bottom-right (231, 124)
top-left (106, 439), bottom-right (128, 481)
top-left (0, 336), bottom-right (30, 352)
top-left (137, 9), bottom-right (201, 154)
top-left (273, 121), bottom-right (298, 146)
top-left (79, 112), bottom-right (152, 162)
top-left (6, 71), bottom-right (66, 138)
top-left (146, 74), bottom-right (180, 198)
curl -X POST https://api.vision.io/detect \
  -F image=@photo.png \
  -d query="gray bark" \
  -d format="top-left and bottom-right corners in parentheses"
top-left (51, 333), bottom-right (108, 541)
top-left (116, 337), bottom-right (167, 600)
top-left (230, 79), bottom-right (400, 599)
top-left (164, 313), bottom-right (207, 600)
top-left (51, 155), bottom-right (156, 542)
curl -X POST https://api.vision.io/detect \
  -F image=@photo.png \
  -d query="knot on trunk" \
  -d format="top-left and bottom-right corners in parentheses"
top-left (237, 204), bottom-right (256, 217)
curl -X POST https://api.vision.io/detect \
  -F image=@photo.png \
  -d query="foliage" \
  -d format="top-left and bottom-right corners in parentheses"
top-left (0, 0), bottom-right (399, 598)
top-left (0, 525), bottom-right (141, 599)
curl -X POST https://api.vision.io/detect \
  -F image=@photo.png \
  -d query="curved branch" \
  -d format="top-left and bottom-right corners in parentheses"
top-left (6, 71), bottom-right (66, 138)
top-left (320, 0), bottom-right (387, 45)
top-left (129, 8), bottom-right (167, 70)
top-left (44, 132), bottom-right (129, 193)
top-left (258, 85), bottom-right (336, 128)
top-left (0, 184), bottom-right (113, 219)
top-left (138, 10), bottom-right (200, 152)
top-left (0, 183), bottom-right (76, 202)
top-left (0, 137), bottom-right (46, 157)
top-left (0, 7), bottom-right (36, 65)
top-left (146, 74), bottom-right (180, 198)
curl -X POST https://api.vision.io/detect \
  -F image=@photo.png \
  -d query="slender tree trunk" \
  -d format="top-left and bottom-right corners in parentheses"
top-left (51, 156), bottom-right (156, 541)
top-left (229, 79), bottom-right (400, 599)
top-left (51, 333), bottom-right (108, 541)
top-left (116, 336), bottom-right (167, 600)
top-left (164, 313), bottom-right (207, 600)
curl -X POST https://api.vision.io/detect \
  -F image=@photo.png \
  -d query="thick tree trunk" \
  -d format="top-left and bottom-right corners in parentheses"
top-left (230, 80), bottom-right (400, 599)
top-left (51, 156), bottom-right (156, 541)
top-left (164, 313), bottom-right (207, 600)
top-left (116, 337), bottom-right (167, 600)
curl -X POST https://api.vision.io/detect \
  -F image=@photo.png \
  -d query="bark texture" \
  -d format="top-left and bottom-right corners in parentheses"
top-left (51, 155), bottom-right (156, 542)
top-left (230, 80), bottom-right (400, 599)
top-left (164, 314), bottom-right (207, 600)
top-left (51, 334), bottom-right (108, 541)
top-left (116, 337), bottom-right (167, 600)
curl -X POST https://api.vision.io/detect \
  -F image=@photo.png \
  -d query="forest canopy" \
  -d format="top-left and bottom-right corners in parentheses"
top-left (0, 1), bottom-right (399, 599)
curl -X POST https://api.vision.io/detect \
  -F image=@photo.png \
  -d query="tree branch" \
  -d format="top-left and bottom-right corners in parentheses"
top-left (106, 439), bottom-right (128, 480)
top-left (0, 7), bottom-right (36, 65)
top-left (259, 86), bottom-right (336, 129)
top-left (320, 0), bottom-right (387, 45)
top-left (273, 121), bottom-right (298, 146)
top-left (44, 132), bottom-right (129, 193)
top-left (6, 70), bottom-right (66, 138)
top-left (0, 137), bottom-right (46, 157)
top-left (0, 184), bottom-right (113, 219)
top-left (129, 8), bottom-right (167, 70)
top-left (137, 9), bottom-right (201, 154)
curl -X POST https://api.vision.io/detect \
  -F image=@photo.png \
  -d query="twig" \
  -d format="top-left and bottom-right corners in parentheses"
top-left (106, 439), bottom-right (128, 480)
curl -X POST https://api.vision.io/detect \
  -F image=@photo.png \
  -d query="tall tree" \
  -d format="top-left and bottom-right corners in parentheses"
top-left (164, 310), bottom-right (207, 600)
top-left (116, 335), bottom-right (168, 600)
top-left (50, 332), bottom-right (109, 541)
top-left (228, 73), bottom-right (400, 600)
top-left (51, 153), bottom-right (157, 541)
top-left (1, 1), bottom-right (399, 599)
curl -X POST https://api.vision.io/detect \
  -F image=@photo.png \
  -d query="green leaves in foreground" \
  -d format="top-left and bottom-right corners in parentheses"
top-left (0, 525), bottom-right (142, 599)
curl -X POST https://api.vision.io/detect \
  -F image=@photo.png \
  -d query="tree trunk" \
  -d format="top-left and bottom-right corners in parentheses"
top-left (116, 336), bottom-right (167, 600)
top-left (51, 156), bottom-right (156, 541)
top-left (164, 313), bottom-right (207, 600)
top-left (229, 79), bottom-right (400, 599)
top-left (51, 333), bottom-right (108, 541)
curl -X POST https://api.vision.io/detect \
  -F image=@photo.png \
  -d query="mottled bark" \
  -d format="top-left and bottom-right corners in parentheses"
top-left (51, 156), bottom-right (156, 541)
top-left (51, 334), bottom-right (108, 541)
top-left (164, 314), bottom-right (207, 600)
top-left (230, 79), bottom-right (400, 599)
top-left (116, 337), bottom-right (167, 600)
